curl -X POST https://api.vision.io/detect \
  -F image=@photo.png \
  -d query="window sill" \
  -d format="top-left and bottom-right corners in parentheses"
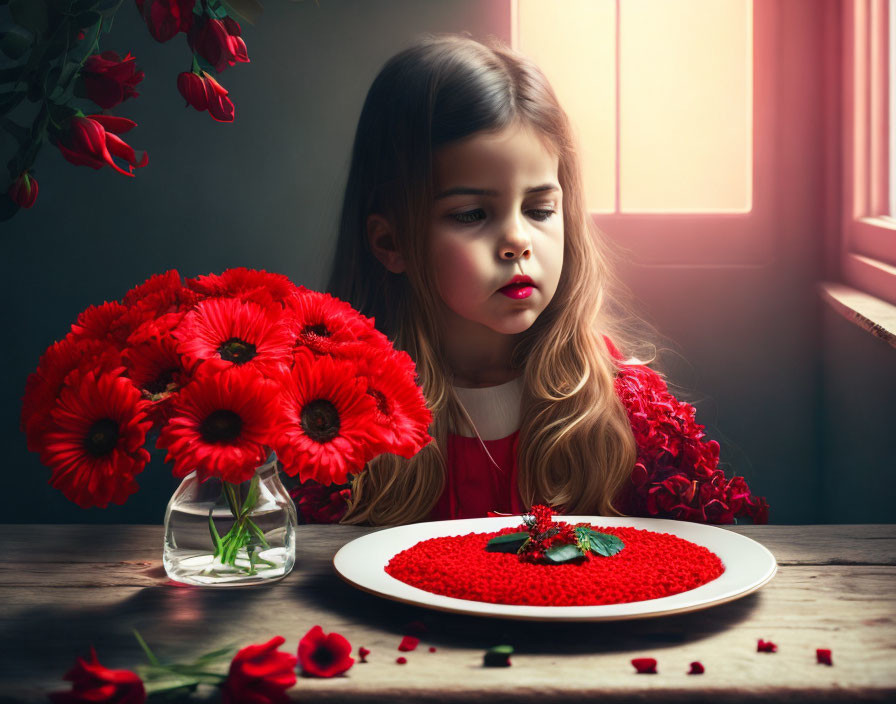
top-left (818, 282), bottom-right (896, 350)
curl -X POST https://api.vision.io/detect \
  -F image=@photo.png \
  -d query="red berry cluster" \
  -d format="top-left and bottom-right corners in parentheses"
top-left (518, 505), bottom-right (577, 563)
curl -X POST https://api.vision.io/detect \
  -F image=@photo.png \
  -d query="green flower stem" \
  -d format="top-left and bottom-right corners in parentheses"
top-left (209, 477), bottom-right (269, 573)
top-left (133, 628), bottom-right (161, 667)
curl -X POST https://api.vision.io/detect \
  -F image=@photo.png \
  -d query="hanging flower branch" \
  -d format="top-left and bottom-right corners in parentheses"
top-left (0, 0), bottom-right (265, 221)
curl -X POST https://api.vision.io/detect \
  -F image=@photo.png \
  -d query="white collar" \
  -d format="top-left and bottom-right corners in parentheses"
top-left (452, 375), bottom-right (523, 440)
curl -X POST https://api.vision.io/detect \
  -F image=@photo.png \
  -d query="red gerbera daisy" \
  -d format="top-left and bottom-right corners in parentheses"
top-left (174, 297), bottom-right (293, 377)
top-left (157, 365), bottom-right (281, 483)
top-left (123, 317), bottom-right (193, 428)
top-left (21, 335), bottom-right (123, 453)
top-left (356, 348), bottom-right (432, 458)
top-left (186, 267), bottom-right (299, 308)
top-left (40, 368), bottom-right (152, 508)
top-left (284, 288), bottom-right (383, 359)
top-left (70, 300), bottom-right (134, 347)
top-left (122, 269), bottom-right (200, 319)
top-left (272, 347), bottom-right (379, 484)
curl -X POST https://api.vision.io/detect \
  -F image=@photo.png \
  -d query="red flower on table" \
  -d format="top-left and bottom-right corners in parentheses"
top-left (298, 625), bottom-right (354, 678)
top-left (177, 70), bottom-right (235, 122)
top-left (188, 16), bottom-right (250, 73)
top-left (54, 115), bottom-right (148, 178)
top-left (273, 348), bottom-right (379, 484)
top-left (187, 268), bottom-right (300, 308)
top-left (221, 635), bottom-right (297, 704)
top-left (355, 347), bottom-right (433, 457)
top-left (82, 51), bottom-right (144, 109)
top-left (156, 365), bottom-right (280, 483)
top-left (135, 0), bottom-right (194, 43)
top-left (174, 297), bottom-right (294, 377)
top-left (8, 171), bottom-right (37, 208)
top-left (284, 288), bottom-right (380, 359)
top-left (49, 646), bottom-right (145, 704)
top-left (41, 368), bottom-right (152, 509)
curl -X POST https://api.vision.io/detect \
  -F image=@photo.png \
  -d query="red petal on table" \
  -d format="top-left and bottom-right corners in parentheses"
top-left (816, 648), bottom-right (833, 666)
top-left (396, 657), bottom-right (407, 665)
top-left (358, 646), bottom-right (370, 663)
top-left (632, 658), bottom-right (657, 674)
top-left (757, 639), bottom-right (778, 653)
top-left (688, 661), bottom-right (705, 674)
top-left (428, 646), bottom-right (437, 653)
top-left (398, 635), bottom-right (420, 652)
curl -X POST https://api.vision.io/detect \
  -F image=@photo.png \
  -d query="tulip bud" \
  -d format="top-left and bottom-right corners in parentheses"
top-left (8, 172), bottom-right (38, 209)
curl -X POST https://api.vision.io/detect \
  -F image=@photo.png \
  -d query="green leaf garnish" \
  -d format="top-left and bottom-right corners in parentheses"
top-left (544, 543), bottom-right (586, 563)
top-left (586, 529), bottom-right (625, 557)
top-left (485, 531), bottom-right (529, 553)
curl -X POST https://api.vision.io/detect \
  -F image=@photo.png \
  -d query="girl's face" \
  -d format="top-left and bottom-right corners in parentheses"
top-left (428, 124), bottom-right (564, 338)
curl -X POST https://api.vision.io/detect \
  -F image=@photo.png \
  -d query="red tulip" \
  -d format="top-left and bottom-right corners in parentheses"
top-left (8, 172), bottom-right (38, 208)
top-left (188, 16), bottom-right (249, 73)
top-left (135, 0), bottom-right (194, 43)
top-left (55, 115), bottom-right (148, 177)
top-left (49, 646), bottom-right (146, 704)
top-left (177, 70), bottom-right (235, 122)
top-left (82, 51), bottom-right (144, 109)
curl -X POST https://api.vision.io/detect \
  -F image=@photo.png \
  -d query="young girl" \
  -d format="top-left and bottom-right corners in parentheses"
top-left (318, 33), bottom-right (767, 527)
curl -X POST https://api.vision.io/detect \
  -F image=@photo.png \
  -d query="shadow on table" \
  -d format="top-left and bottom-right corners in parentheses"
top-left (297, 570), bottom-right (762, 654)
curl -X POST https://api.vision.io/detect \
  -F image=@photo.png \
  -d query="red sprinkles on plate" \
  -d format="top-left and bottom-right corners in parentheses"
top-left (816, 648), bottom-right (833, 665)
top-left (385, 525), bottom-right (724, 606)
top-left (632, 657), bottom-right (657, 674)
top-left (757, 639), bottom-right (777, 653)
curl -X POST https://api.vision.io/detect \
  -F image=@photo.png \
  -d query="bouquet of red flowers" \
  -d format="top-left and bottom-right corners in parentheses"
top-left (21, 267), bottom-right (432, 525)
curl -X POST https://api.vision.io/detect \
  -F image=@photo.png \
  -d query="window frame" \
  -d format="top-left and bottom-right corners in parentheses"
top-left (842, 0), bottom-right (896, 306)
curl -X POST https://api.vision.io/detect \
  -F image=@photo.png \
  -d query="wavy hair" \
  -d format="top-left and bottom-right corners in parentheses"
top-left (327, 33), bottom-right (653, 525)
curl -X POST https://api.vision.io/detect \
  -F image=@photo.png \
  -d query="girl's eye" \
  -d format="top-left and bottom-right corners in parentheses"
top-left (528, 208), bottom-right (556, 222)
top-left (450, 209), bottom-right (486, 224)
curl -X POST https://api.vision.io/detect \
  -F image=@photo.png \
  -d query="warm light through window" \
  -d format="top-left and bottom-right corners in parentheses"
top-left (516, 0), bottom-right (753, 214)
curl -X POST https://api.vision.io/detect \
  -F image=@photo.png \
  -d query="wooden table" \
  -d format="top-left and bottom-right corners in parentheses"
top-left (1, 524), bottom-right (894, 703)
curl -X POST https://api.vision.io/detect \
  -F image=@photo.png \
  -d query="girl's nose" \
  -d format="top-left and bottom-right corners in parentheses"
top-left (501, 246), bottom-right (531, 260)
top-left (499, 219), bottom-right (533, 260)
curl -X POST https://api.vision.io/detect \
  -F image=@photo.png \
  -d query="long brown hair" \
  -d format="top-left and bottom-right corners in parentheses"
top-left (327, 33), bottom-right (652, 525)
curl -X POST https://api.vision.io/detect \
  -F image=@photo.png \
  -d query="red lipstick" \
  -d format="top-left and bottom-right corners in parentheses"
top-left (499, 275), bottom-right (535, 299)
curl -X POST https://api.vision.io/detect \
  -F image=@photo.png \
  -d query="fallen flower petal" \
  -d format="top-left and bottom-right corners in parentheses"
top-left (632, 657), bottom-right (657, 674)
top-left (816, 648), bottom-right (833, 666)
top-left (358, 646), bottom-right (370, 663)
top-left (688, 661), bottom-right (705, 674)
top-left (222, 636), bottom-right (297, 704)
top-left (298, 625), bottom-right (354, 678)
top-left (757, 639), bottom-right (777, 653)
top-left (398, 636), bottom-right (419, 652)
top-left (428, 646), bottom-right (437, 653)
top-left (396, 656), bottom-right (407, 665)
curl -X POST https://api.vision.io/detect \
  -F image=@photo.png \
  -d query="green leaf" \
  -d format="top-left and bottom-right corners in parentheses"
top-left (0, 30), bottom-right (32, 60)
top-left (220, 0), bottom-right (264, 25)
top-left (587, 530), bottom-right (625, 557)
top-left (544, 543), bottom-right (586, 564)
top-left (10, 0), bottom-right (48, 36)
top-left (246, 517), bottom-right (270, 548)
top-left (240, 474), bottom-right (260, 517)
top-left (485, 531), bottom-right (529, 553)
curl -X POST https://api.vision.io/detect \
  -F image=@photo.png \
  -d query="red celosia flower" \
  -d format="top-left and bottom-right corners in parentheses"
top-left (177, 70), bottom-right (234, 122)
top-left (816, 648), bottom-right (833, 665)
top-left (285, 288), bottom-right (381, 359)
top-left (82, 51), bottom-right (144, 109)
top-left (355, 347), bottom-right (432, 458)
top-left (221, 635), bottom-right (297, 704)
top-left (396, 657), bottom-right (407, 665)
top-left (631, 657), bottom-right (657, 674)
top-left (49, 645), bottom-right (145, 704)
top-left (688, 661), bottom-right (705, 674)
top-left (174, 297), bottom-right (293, 377)
top-left (298, 625), bottom-right (354, 678)
top-left (290, 480), bottom-right (352, 523)
top-left (757, 638), bottom-right (777, 653)
top-left (187, 268), bottom-right (299, 308)
top-left (272, 348), bottom-right (379, 484)
top-left (8, 171), bottom-right (37, 208)
top-left (41, 368), bottom-right (152, 508)
top-left (188, 16), bottom-right (249, 73)
top-left (358, 646), bottom-right (370, 663)
top-left (55, 115), bottom-right (148, 178)
top-left (156, 365), bottom-right (281, 483)
top-left (21, 336), bottom-right (121, 452)
top-left (135, 0), bottom-right (194, 43)
top-left (398, 636), bottom-right (419, 652)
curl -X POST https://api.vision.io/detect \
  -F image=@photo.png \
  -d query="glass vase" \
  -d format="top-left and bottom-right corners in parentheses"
top-left (162, 451), bottom-right (298, 586)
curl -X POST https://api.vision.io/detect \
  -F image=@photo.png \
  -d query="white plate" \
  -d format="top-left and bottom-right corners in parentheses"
top-left (333, 516), bottom-right (777, 621)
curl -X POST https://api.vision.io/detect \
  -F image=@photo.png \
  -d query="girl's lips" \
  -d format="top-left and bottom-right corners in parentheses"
top-left (499, 284), bottom-right (534, 299)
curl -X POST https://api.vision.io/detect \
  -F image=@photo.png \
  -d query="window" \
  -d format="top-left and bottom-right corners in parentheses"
top-left (513, 0), bottom-right (777, 267)
top-left (842, 0), bottom-right (896, 306)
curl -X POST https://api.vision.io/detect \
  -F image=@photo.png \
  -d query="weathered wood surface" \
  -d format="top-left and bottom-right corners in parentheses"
top-left (0, 524), bottom-right (894, 703)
